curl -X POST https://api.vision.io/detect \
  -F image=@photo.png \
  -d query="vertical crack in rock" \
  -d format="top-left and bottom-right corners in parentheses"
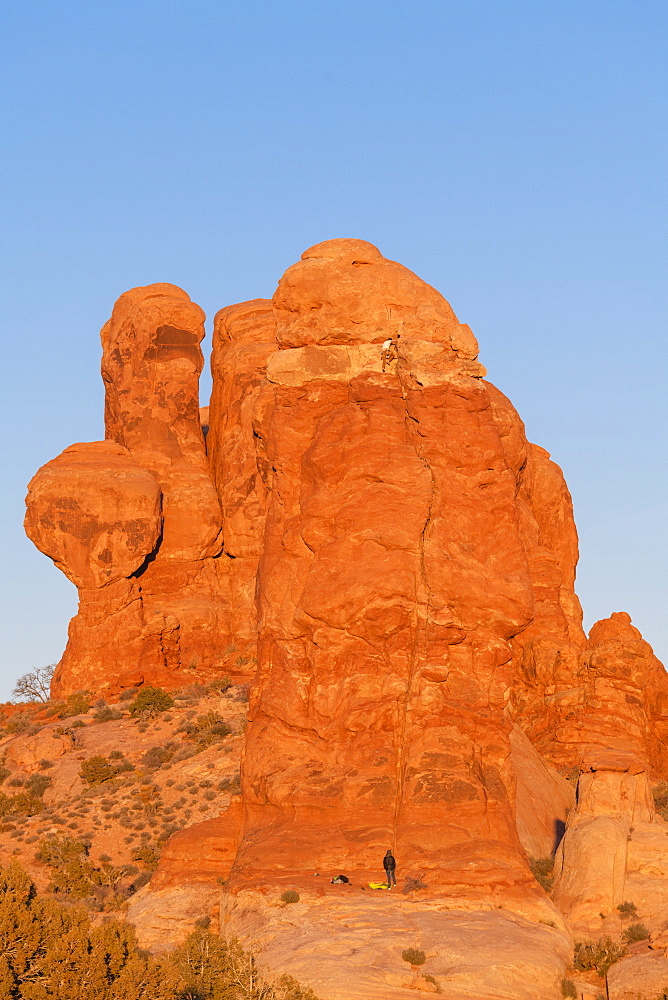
top-left (390, 371), bottom-right (437, 846)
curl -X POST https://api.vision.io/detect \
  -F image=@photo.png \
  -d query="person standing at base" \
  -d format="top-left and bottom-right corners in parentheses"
top-left (383, 849), bottom-right (396, 888)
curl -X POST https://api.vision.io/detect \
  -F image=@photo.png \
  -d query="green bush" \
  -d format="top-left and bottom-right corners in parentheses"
top-left (80, 755), bottom-right (134, 785)
top-left (36, 835), bottom-right (97, 897)
top-left (402, 948), bottom-right (426, 967)
top-left (0, 791), bottom-right (43, 818)
top-left (0, 862), bottom-right (177, 996)
top-left (623, 922), bottom-right (649, 943)
top-left (0, 863), bottom-right (321, 998)
top-left (130, 686), bottom-right (174, 717)
top-left (529, 856), bottom-right (555, 893)
top-left (281, 889), bottom-right (300, 904)
top-left (561, 979), bottom-right (577, 999)
top-left (574, 937), bottom-right (626, 978)
top-left (59, 691), bottom-right (91, 717)
top-left (177, 710), bottom-right (232, 748)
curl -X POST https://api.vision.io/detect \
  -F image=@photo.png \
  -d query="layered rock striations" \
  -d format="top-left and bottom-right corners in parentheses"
top-left (25, 239), bottom-right (668, 999)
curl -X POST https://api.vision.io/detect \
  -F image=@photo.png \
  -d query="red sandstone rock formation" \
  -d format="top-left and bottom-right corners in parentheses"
top-left (205, 298), bottom-right (277, 660)
top-left (230, 240), bottom-right (534, 898)
top-left (26, 239), bottom-right (668, 997)
top-left (26, 284), bottom-right (241, 697)
top-left (511, 609), bottom-right (668, 774)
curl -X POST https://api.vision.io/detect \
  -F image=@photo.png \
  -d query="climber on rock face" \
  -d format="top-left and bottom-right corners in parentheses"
top-left (381, 335), bottom-right (399, 372)
top-left (383, 849), bottom-right (397, 888)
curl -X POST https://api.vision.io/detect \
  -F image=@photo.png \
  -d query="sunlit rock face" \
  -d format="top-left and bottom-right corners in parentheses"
top-left (27, 239), bottom-right (668, 1000)
top-left (26, 284), bottom-right (235, 698)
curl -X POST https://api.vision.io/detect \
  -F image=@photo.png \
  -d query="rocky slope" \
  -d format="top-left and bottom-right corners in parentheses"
top-left (0, 684), bottom-right (246, 900)
top-left (20, 238), bottom-right (668, 999)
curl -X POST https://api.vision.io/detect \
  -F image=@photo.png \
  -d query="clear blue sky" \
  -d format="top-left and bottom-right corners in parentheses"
top-left (1, 1), bottom-right (666, 701)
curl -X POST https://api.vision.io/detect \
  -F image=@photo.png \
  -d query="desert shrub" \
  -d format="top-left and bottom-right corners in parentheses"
top-left (130, 869), bottom-right (153, 892)
top-left (617, 900), bottom-right (639, 920)
top-left (25, 773), bottom-right (51, 798)
top-left (131, 841), bottom-right (163, 870)
top-left (623, 922), bottom-right (649, 943)
top-left (401, 948), bottom-right (426, 967)
top-left (136, 782), bottom-right (161, 811)
top-left (423, 974), bottom-right (441, 992)
top-left (119, 686), bottom-right (138, 701)
top-left (403, 877), bottom-right (427, 894)
top-left (654, 783), bottom-right (668, 822)
top-left (6, 714), bottom-right (32, 734)
top-left (561, 979), bottom-right (577, 999)
top-left (166, 927), bottom-right (319, 999)
top-left (560, 765), bottom-right (580, 787)
top-left (93, 705), bottom-right (123, 723)
top-left (0, 766), bottom-right (10, 785)
top-left (0, 865), bottom-right (317, 1000)
top-left (59, 691), bottom-right (91, 717)
top-left (0, 862), bottom-right (177, 996)
top-left (36, 835), bottom-right (97, 897)
top-left (80, 754), bottom-right (134, 785)
top-left (177, 710), bottom-right (232, 748)
top-left (529, 856), bottom-right (555, 893)
top-left (209, 676), bottom-right (233, 693)
top-left (574, 937), bottom-right (626, 978)
top-left (130, 686), bottom-right (174, 717)
top-left (0, 791), bottom-right (43, 818)
top-left (218, 773), bottom-right (241, 793)
top-left (281, 890), bottom-right (300, 904)
top-left (38, 758), bottom-right (54, 769)
top-left (270, 974), bottom-right (320, 999)
top-left (141, 744), bottom-right (176, 770)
